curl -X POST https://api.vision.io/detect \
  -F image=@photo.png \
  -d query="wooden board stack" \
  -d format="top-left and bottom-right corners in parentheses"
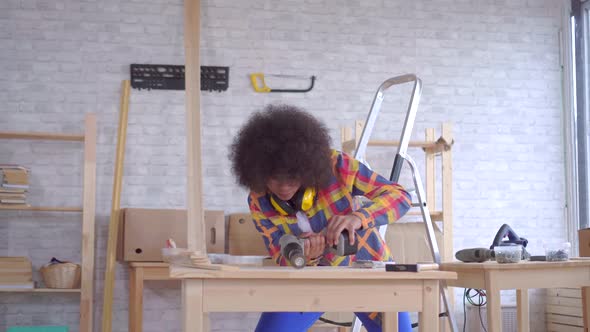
top-left (0, 256), bottom-right (34, 289)
top-left (0, 165), bottom-right (29, 207)
top-left (164, 250), bottom-right (238, 271)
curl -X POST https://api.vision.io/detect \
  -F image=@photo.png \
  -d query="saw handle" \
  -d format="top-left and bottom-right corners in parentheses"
top-left (249, 73), bottom-right (316, 93)
top-left (249, 73), bottom-right (271, 93)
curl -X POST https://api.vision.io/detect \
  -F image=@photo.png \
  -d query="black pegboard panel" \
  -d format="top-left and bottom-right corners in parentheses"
top-left (130, 64), bottom-right (228, 92)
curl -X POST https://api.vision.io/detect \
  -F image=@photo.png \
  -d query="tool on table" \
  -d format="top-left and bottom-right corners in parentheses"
top-left (352, 260), bottom-right (386, 269)
top-left (279, 230), bottom-right (359, 269)
top-left (455, 224), bottom-right (531, 263)
top-left (385, 263), bottom-right (439, 272)
top-left (249, 73), bottom-right (315, 93)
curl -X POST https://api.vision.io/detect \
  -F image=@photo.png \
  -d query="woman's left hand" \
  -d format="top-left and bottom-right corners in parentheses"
top-left (325, 214), bottom-right (362, 247)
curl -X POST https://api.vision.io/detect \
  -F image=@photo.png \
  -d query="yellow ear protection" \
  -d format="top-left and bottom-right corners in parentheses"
top-left (270, 187), bottom-right (316, 216)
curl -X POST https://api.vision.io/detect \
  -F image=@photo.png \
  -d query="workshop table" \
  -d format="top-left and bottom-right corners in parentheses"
top-left (169, 265), bottom-right (457, 332)
top-left (440, 260), bottom-right (590, 332)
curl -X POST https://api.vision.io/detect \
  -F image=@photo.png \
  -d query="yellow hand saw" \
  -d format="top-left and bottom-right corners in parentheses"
top-left (249, 73), bottom-right (316, 93)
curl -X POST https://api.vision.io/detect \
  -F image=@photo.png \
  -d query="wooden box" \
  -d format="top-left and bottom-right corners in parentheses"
top-left (227, 213), bottom-right (268, 256)
top-left (117, 208), bottom-right (225, 262)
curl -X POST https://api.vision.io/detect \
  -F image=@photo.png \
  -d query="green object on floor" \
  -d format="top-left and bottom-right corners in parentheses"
top-left (7, 327), bottom-right (68, 332)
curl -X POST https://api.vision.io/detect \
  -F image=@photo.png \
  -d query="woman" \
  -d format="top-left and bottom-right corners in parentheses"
top-left (229, 104), bottom-right (412, 332)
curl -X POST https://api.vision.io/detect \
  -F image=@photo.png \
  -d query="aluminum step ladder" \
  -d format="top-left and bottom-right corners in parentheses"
top-left (351, 74), bottom-right (458, 332)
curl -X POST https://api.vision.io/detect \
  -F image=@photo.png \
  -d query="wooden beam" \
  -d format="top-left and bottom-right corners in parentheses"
top-left (441, 123), bottom-right (453, 263)
top-left (441, 122), bottom-right (454, 332)
top-left (101, 80), bottom-right (130, 332)
top-left (0, 205), bottom-right (82, 212)
top-left (184, 0), bottom-right (206, 254)
top-left (80, 113), bottom-right (97, 332)
top-left (0, 131), bottom-right (84, 141)
top-left (425, 128), bottom-right (436, 212)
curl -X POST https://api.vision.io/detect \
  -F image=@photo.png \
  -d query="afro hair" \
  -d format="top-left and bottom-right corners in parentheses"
top-left (229, 104), bottom-right (333, 193)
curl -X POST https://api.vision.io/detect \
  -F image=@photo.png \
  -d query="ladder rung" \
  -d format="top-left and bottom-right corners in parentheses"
top-left (368, 140), bottom-right (436, 148)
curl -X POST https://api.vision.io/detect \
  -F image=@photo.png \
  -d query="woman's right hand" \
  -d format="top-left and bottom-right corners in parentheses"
top-left (300, 232), bottom-right (326, 260)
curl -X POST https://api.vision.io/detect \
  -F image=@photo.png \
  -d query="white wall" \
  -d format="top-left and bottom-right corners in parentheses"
top-left (0, 0), bottom-right (566, 331)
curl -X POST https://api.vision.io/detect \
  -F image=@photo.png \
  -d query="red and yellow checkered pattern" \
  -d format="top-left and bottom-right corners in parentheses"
top-left (248, 150), bottom-right (411, 266)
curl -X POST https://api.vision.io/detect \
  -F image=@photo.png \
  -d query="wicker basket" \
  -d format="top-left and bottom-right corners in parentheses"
top-left (40, 262), bottom-right (81, 289)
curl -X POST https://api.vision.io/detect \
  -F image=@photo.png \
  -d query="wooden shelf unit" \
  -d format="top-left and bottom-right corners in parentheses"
top-left (341, 121), bottom-right (454, 263)
top-left (0, 113), bottom-right (97, 332)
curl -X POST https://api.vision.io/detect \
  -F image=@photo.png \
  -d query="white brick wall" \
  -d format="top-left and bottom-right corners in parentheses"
top-left (0, 0), bottom-right (566, 331)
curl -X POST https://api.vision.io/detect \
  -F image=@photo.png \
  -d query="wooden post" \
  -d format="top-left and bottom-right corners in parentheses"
top-left (80, 113), bottom-right (97, 332)
top-left (184, 0), bottom-right (206, 253)
top-left (441, 123), bottom-right (453, 263)
top-left (101, 80), bottom-right (131, 332)
top-left (441, 123), bottom-right (454, 332)
top-left (516, 289), bottom-right (530, 331)
top-left (425, 128), bottom-right (436, 217)
top-left (129, 267), bottom-right (144, 332)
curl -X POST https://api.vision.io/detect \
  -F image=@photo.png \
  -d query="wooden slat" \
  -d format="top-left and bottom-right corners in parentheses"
top-left (0, 131), bottom-right (84, 141)
top-left (547, 322), bottom-right (584, 332)
top-left (0, 288), bottom-right (81, 293)
top-left (80, 113), bottom-right (96, 332)
top-left (548, 288), bottom-right (583, 299)
top-left (101, 80), bottom-right (131, 332)
top-left (546, 313), bottom-right (584, 326)
top-left (547, 296), bottom-right (583, 308)
top-left (184, 0), bottom-right (205, 254)
top-left (0, 205), bottom-right (83, 212)
top-left (547, 304), bottom-right (584, 317)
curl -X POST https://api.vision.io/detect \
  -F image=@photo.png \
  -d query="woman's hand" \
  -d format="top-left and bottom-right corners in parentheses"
top-left (300, 232), bottom-right (326, 260)
top-left (325, 214), bottom-right (362, 246)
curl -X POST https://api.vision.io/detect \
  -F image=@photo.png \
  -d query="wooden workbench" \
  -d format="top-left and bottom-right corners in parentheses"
top-left (170, 265), bottom-right (457, 332)
top-left (441, 260), bottom-right (590, 332)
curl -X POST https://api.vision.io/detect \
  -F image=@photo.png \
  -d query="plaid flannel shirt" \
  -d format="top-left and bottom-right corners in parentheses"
top-left (248, 150), bottom-right (411, 267)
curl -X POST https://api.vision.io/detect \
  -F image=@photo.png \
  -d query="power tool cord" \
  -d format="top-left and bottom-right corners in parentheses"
top-left (319, 312), bottom-right (449, 329)
top-left (463, 288), bottom-right (487, 332)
